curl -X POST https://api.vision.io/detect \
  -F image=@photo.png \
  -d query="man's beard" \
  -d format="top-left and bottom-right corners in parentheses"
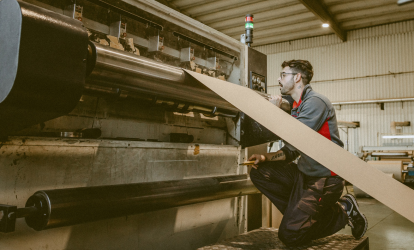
top-left (280, 78), bottom-right (295, 95)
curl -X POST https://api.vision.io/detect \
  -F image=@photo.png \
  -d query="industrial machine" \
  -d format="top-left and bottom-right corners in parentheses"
top-left (0, 0), bottom-right (282, 249)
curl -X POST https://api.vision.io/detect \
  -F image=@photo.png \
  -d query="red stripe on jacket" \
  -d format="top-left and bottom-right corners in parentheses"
top-left (293, 98), bottom-right (337, 176)
top-left (318, 120), bottom-right (337, 176)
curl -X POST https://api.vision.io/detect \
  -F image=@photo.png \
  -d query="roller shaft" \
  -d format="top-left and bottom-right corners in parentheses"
top-left (24, 175), bottom-right (258, 231)
top-left (86, 43), bottom-right (238, 113)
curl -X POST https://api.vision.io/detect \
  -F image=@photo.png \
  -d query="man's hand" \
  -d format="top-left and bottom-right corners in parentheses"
top-left (248, 154), bottom-right (266, 169)
top-left (269, 95), bottom-right (283, 107)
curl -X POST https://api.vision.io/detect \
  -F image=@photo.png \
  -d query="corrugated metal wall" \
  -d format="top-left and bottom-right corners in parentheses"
top-left (257, 20), bottom-right (414, 154)
top-left (255, 20), bottom-right (414, 54)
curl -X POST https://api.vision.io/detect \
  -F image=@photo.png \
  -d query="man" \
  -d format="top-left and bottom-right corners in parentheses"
top-left (248, 60), bottom-right (367, 246)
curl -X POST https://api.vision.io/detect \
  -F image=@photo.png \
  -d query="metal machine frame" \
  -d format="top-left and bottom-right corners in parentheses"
top-left (0, 1), bottom-right (275, 248)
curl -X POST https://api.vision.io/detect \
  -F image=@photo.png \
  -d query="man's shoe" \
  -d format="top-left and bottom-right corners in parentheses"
top-left (340, 194), bottom-right (368, 239)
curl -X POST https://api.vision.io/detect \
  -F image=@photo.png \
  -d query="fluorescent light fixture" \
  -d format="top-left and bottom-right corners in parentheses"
top-left (382, 135), bottom-right (414, 139)
top-left (322, 23), bottom-right (329, 28)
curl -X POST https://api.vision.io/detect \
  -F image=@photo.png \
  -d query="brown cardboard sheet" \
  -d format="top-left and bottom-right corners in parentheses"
top-left (367, 161), bottom-right (404, 182)
top-left (354, 172), bottom-right (394, 198)
top-left (184, 70), bottom-right (414, 223)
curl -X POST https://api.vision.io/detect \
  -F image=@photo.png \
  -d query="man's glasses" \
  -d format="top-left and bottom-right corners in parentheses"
top-left (280, 72), bottom-right (297, 79)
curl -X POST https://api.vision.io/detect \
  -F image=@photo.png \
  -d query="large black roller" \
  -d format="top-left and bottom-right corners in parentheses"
top-left (23, 175), bottom-right (258, 231)
top-left (0, 0), bottom-right (88, 137)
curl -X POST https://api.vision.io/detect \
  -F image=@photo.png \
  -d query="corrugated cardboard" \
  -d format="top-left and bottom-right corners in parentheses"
top-left (184, 70), bottom-right (414, 223)
top-left (367, 161), bottom-right (404, 182)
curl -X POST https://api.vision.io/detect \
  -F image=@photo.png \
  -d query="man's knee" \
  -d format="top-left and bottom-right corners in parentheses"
top-left (250, 161), bottom-right (293, 191)
top-left (278, 218), bottom-right (312, 247)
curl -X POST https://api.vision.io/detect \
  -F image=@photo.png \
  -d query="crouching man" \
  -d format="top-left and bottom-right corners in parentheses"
top-left (249, 60), bottom-right (367, 246)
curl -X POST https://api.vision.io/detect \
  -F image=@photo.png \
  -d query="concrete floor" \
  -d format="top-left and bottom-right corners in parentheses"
top-left (337, 186), bottom-right (414, 250)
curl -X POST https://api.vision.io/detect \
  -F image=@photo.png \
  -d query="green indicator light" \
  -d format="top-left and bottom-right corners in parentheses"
top-left (245, 23), bottom-right (254, 29)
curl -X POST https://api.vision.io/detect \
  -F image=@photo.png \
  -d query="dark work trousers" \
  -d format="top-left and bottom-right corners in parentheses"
top-left (250, 160), bottom-right (349, 247)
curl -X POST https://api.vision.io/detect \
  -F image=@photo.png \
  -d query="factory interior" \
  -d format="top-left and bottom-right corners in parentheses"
top-left (1, 0), bottom-right (414, 249)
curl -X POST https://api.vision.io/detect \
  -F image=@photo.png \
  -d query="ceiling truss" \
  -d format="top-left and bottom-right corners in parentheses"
top-left (298, 0), bottom-right (346, 41)
top-left (160, 0), bottom-right (414, 46)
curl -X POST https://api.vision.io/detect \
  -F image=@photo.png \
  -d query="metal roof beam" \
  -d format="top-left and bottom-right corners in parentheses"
top-left (298, 0), bottom-right (346, 41)
top-left (155, 0), bottom-right (182, 13)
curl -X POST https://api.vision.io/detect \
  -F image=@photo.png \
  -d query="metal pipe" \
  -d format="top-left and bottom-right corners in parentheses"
top-left (362, 146), bottom-right (414, 151)
top-left (332, 98), bottom-right (414, 106)
top-left (23, 175), bottom-right (258, 231)
top-left (311, 70), bottom-right (414, 84)
top-left (86, 42), bottom-right (238, 113)
top-left (16, 206), bottom-right (39, 219)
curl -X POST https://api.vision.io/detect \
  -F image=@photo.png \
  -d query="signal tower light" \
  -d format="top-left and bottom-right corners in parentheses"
top-left (245, 14), bottom-right (254, 47)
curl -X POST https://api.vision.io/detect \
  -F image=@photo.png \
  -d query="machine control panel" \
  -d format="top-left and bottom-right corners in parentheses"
top-left (250, 72), bottom-right (266, 92)
top-left (241, 47), bottom-right (279, 148)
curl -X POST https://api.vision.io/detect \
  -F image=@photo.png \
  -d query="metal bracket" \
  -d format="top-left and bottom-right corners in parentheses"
top-left (0, 205), bottom-right (17, 233)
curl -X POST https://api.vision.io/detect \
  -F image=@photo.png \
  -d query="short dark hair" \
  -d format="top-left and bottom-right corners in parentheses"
top-left (281, 60), bottom-right (314, 85)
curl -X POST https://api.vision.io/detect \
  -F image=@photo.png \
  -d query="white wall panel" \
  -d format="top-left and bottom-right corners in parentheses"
top-left (348, 20), bottom-right (414, 40)
top-left (266, 32), bottom-right (414, 96)
top-left (261, 20), bottom-right (414, 154)
top-left (336, 102), bottom-right (414, 154)
top-left (256, 34), bottom-right (342, 57)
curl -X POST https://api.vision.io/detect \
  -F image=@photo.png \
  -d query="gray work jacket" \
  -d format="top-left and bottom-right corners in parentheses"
top-left (281, 85), bottom-right (344, 177)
